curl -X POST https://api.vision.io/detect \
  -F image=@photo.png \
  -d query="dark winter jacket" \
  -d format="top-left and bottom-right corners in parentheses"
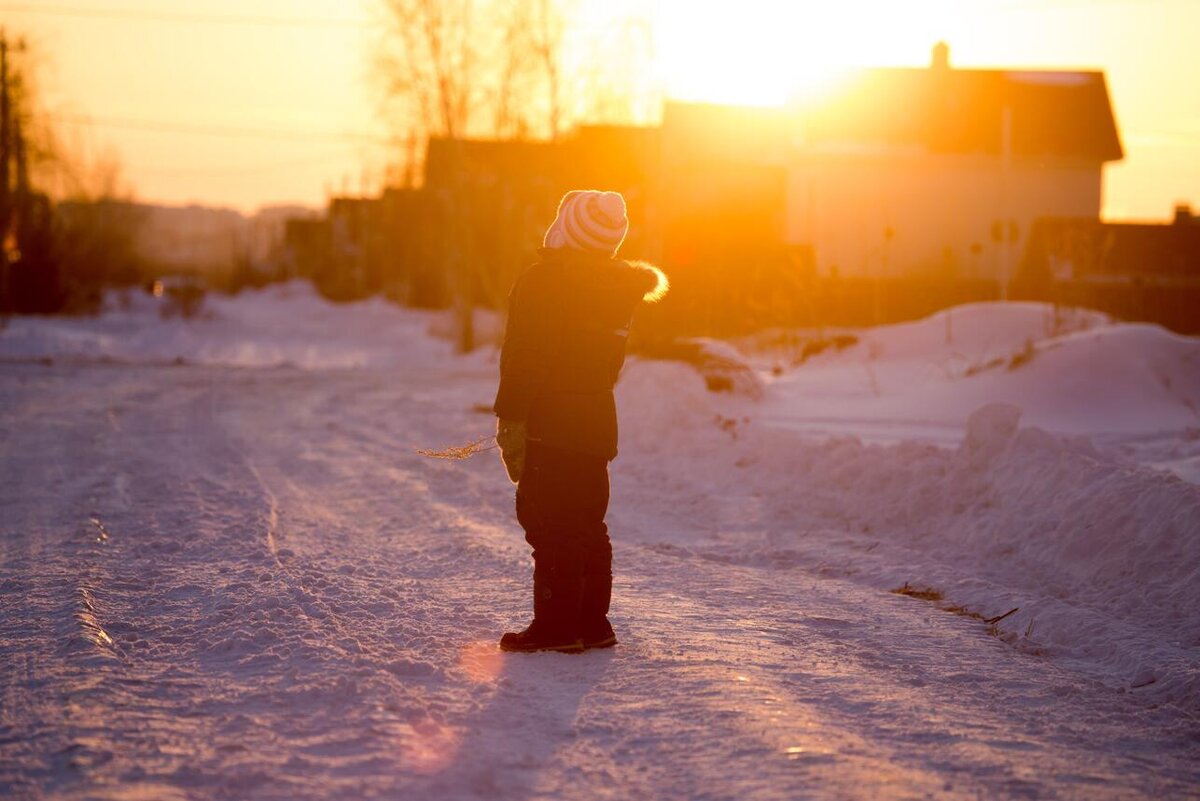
top-left (493, 248), bottom-right (668, 461)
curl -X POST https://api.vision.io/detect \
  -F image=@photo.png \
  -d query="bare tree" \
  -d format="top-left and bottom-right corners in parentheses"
top-left (527, 0), bottom-right (570, 140)
top-left (377, 0), bottom-right (492, 351)
top-left (575, 14), bottom-right (659, 127)
top-left (491, 2), bottom-right (534, 140)
top-left (0, 32), bottom-right (142, 315)
top-left (374, 0), bottom-right (656, 350)
top-left (377, 0), bottom-right (480, 141)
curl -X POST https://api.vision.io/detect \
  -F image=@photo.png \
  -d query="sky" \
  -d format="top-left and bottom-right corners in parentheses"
top-left (5, 0), bottom-right (1198, 219)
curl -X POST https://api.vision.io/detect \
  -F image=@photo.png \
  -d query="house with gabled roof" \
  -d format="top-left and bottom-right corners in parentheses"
top-left (786, 43), bottom-right (1124, 286)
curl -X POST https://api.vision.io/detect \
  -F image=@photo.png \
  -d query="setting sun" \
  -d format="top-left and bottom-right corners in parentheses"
top-left (657, 0), bottom-right (963, 106)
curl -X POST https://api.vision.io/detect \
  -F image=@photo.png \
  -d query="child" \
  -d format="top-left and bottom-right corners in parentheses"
top-left (493, 190), bottom-right (668, 653)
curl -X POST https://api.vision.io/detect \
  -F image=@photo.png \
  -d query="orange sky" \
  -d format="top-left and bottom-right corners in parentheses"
top-left (6, 0), bottom-right (1198, 219)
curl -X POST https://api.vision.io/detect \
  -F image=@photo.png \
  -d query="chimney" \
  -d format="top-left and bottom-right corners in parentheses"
top-left (1173, 203), bottom-right (1194, 225)
top-left (932, 41), bottom-right (950, 71)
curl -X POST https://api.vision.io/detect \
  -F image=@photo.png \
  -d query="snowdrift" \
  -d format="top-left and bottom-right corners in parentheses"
top-left (760, 302), bottom-right (1200, 442)
top-left (0, 282), bottom-right (469, 370)
top-left (617, 350), bottom-right (1200, 707)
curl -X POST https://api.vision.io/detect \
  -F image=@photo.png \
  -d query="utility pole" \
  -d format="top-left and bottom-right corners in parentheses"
top-left (14, 98), bottom-right (27, 205)
top-left (2, 30), bottom-right (12, 243)
top-left (1, 31), bottom-right (12, 320)
top-left (0, 30), bottom-right (27, 322)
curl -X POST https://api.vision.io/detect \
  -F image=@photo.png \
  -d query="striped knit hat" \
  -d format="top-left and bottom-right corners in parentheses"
top-left (542, 190), bottom-right (629, 256)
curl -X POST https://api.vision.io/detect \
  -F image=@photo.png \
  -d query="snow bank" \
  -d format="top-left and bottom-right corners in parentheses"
top-left (0, 282), bottom-right (471, 370)
top-left (759, 302), bottom-right (1200, 444)
top-left (618, 356), bottom-right (1200, 707)
top-left (620, 303), bottom-right (1200, 704)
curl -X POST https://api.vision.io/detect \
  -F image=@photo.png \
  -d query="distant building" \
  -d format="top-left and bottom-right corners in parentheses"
top-left (377, 186), bottom-right (440, 307)
top-left (657, 102), bottom-right (792, 332)
top-left (423, 136), bottom-right (565, 305)
top-left (282, 43), bottom-right (1141, 333)
top-left (281, 217), bottom-right (331, 284)
top-left (785, 44), bottom-right (1123, 283)
top-left (119, 202), bottom-right (314, 287)
top-left (135, 204), bottom-right (246, 275)
top-left (1016, 204), bottom-right (1200, 333)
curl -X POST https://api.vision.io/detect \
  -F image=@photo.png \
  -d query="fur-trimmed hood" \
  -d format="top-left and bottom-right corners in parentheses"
top-left (626, 259), bottom-right (670, 303)
top-left (535, 248), bottom-right (669, 305)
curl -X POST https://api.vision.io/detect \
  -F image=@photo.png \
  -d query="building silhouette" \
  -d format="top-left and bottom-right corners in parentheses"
top-left (283, 44), bottom-right (1199, 334)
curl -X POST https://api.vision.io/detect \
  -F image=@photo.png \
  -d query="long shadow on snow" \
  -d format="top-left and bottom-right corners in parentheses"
top-left (414, 645), bottom-right (614, 799)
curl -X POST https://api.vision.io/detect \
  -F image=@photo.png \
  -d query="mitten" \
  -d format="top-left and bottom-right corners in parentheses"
top-left (495, 418), bottom-right (527, 484)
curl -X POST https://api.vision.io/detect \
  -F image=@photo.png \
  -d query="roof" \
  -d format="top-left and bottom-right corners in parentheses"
top-left (804, 67), bottom-right (1123, 162)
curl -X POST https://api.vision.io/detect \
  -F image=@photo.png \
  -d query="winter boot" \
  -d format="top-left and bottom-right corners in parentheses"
top-left (579, 561), bottom-right (617, 650)
top-left (500, 559), bottom-right (584, 654)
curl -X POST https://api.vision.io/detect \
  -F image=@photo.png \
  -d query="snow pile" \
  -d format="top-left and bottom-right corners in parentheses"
top-left (759, 302), bottom-right (1200, 443)
top-left (855, 302), bottom-right (1106, 363)
top-left (618, 356), bottom-right (1200, 706)
top-left (0, 282), bottom-right (469, 370)
top-left (782, 403), bottom-right (1200, 703)
top-left (620, 303), bottom-right (1200, 704)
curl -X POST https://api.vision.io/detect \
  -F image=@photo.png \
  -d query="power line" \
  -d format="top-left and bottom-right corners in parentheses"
top-left (48, 112), bottom-right (392, 145)
top-left (129, 147), bottom-right (368, 177)
top-left (0, 3), bottom-right (373, 29)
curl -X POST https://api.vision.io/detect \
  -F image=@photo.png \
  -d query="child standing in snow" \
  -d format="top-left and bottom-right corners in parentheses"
top-left (494, 190), bottom-right (667, 653)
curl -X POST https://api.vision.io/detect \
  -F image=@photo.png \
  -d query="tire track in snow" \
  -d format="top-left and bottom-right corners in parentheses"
top-left (210, 368), bottom-right (546, 792)
top-left (233, 443), bottom-right (401, 666)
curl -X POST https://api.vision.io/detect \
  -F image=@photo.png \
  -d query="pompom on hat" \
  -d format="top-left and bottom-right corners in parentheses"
top-left (542, 190), bottom-right (629, 256)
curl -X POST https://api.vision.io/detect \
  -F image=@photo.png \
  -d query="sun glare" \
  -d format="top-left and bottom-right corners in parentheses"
top-left (657, 0), bottom-right (962, 107)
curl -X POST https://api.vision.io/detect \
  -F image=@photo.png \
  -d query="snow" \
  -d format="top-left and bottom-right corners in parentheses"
top-left (756, 303), bottom-right (1200, 450)
top-left (1, 288), bottom-right (1198, 799)
top-left (0, 282), bottom-right (468, 370)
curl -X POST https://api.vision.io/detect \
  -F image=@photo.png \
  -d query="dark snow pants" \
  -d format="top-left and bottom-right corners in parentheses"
top-left (515, 440), bottom-right (611, 623)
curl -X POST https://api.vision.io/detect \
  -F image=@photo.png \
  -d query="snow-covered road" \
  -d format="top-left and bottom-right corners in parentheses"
top-left (3, 357), bottom-right (1196, 800)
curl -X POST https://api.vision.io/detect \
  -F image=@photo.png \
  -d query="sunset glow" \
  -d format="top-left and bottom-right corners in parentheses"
top-left (656, 0), bottom-right (961, 106)
top-left (3, 0), bottom-right (1198, 218)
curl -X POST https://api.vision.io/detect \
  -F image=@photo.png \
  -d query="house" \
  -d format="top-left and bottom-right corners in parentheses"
top-left (134, 204), bottom-right (245, 276)
top-left (377, 186), bottom-right (441, 307)
top-left (786, 43), bottom-right (1124, 286)
top-left (651, 46), bottom-right (1125, 329)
